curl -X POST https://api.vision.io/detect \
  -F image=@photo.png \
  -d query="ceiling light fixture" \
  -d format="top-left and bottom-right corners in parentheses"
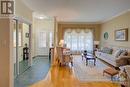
top-left (38, 15), bottom-right (48, 19)
top-left (33, 12), bottom-right (49, 20)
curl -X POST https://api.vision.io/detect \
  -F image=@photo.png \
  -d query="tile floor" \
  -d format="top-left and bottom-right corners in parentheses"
top-left (14, 59), bottom-right (29, 77)
top-left (14, 57), bottom-right (50, 87)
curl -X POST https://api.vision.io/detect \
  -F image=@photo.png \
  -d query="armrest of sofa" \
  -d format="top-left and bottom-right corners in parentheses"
top-left (116, 56), bottom-right (130, 67)
top-left (118, 56), bottom-right (130, 59)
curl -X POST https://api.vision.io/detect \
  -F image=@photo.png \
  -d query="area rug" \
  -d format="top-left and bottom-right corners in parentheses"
top-left (73, 55), bottom-right (116, 82)
top-left (80, 82), bottom-right (120, 87)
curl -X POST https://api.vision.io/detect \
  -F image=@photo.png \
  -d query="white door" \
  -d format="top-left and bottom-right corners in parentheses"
top-left (36, 29), bottom-right (53, 56)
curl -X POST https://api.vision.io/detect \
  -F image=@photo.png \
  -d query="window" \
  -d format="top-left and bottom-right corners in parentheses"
top-left (38, 32), bottom-right (46, 48)
top-left (49, 32), bottom-right (53, 47)
top-left (13, 22), bottom-right (22, 47)
top-left (79, 36), bottom-right (84, 51)
top-left (64, 29), bottom-right (93, 54)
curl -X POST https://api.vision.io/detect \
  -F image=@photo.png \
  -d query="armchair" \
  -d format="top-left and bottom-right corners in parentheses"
top-left (56, 47), bottom-right (73, 66)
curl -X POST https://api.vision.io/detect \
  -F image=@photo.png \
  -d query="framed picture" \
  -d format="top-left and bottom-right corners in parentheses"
top-left (104, 32), bottom-right (108, 40)
top-left (115, 28), bottom-right (128, 41)
top-left (26, 33), bottom-right (29, 38)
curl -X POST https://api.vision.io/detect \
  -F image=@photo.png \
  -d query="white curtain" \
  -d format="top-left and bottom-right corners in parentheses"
top-left (64, 29), bottom-right (93, 54)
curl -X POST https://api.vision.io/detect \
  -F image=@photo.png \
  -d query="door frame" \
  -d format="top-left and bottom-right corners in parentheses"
top-left (13, 16), bottom-right (32, 77)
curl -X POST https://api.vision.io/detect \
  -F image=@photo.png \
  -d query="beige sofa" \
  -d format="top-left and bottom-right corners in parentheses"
top-left (95, 46), bottom-right (130, 67)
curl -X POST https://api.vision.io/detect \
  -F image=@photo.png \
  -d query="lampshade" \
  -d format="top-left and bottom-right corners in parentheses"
top-left (59, 40), bottom-right (64, 47)
top-left (94, 41), bottom-right (100, 45)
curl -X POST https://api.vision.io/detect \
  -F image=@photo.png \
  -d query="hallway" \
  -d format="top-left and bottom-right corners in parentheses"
top-left (14, 57), bottom-right (50, 87)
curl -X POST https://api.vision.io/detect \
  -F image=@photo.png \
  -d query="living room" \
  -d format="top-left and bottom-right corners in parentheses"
top-left (54, 10), bottom-right (130, 87)
top-left (27, 2), bottom-right (130, 87)
top-left (27, 0), bottom-right (130, 86)
top-left (0, 0), bottom-right (130, 87)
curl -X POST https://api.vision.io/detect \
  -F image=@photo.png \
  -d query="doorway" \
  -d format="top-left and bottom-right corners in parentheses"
top-left (35, 29), bottom-right (53, 57)
top-left (13, 19), bottom-right (31, 77)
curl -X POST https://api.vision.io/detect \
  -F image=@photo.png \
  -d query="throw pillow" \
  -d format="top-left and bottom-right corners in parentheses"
top-left (120, 50), bottom-right (128, 56)
top-left (102, 47), bottom-right (113, 54)
top-left (107, 48), bottom-right (113, 54)
top-left (102, 47), bottom-right (108, 53)
top-left (113, 49), bottom-right (122, 58)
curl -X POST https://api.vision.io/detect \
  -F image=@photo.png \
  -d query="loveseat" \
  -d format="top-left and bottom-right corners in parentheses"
top-left (95, 46), bottom-right (130, 67)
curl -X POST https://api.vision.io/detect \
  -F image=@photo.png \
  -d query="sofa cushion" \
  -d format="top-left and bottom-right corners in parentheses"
top-left (102, 47), bottom-right (113, 54)
top-left (120, 50), bottom-right (128, 56)
top-left (97, 52), bottom-right (117, 66)
top-left (113, 49), bottom-right (122, 58)
top-left (95, 47), bottom-right (130, 67)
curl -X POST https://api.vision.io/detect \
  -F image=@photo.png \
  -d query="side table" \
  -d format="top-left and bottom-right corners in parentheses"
top-left (103, 68), bottom-right (119, 81)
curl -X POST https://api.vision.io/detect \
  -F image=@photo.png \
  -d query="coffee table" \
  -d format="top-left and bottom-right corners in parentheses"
top-left (85, 55), bottom-right (96, 66)
top-left (103, 68), bottom-right (119, 81)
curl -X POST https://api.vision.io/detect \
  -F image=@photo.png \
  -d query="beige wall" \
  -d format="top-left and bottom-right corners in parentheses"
top-left (58, 23), bottom-right (101, 43)
top-left (15, 0), bottom-right (32, 22)
top-left (0, 18), bottom-right (13, 87)
top-left (100, 11), bottom-right (130, 48)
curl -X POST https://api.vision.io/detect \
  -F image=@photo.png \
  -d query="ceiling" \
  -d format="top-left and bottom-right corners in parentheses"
top-left (22, 0), bottom-right (130, 23)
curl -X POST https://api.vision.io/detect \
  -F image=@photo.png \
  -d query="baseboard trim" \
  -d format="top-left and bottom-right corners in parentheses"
top-left (32, 55), bottom-right (49, 59)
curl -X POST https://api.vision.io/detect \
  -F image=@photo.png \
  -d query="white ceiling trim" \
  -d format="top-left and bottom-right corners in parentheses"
top-left (101, 9), bottom-right (130, 23)
top-left (60, 9), bottom-right (130, 24)
top-left (13, 15), bottom-right (32, 25)
top-left (58, 21), bottom-right (101, 24)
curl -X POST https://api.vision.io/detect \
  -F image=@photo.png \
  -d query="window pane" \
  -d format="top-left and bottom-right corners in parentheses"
top-left (38, 32), bottom-right (46, 48)
top-left (49, 32), bottom-right (53, 47)
top-left (71, 36), bottom-right (78, 51)
top-left (64, 29), bottom-right (93, 54)
top-left (79, 36), bottom-right (84, 51)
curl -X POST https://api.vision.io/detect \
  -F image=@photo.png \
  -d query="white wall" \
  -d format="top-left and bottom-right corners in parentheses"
top-left (13, 23), bottom-right (29, 63)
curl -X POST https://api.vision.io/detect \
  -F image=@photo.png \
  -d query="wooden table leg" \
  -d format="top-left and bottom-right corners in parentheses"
top-left (94, 59), bottom-right (96, 66)
top-left (86, 58), bottom-right (88, 66)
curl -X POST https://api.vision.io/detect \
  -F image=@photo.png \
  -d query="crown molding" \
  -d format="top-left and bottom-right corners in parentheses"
top-left (13, 15), bottom-right (32, 25)
top-left (58, 21), bottom-right (101, 25)
top-left (101, 9), bottom-right (130, 23)
top-left (0, 15), bottom-right (32, 25)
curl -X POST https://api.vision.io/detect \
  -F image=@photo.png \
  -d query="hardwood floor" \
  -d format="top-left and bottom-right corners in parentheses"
top-left (29, 65), bottom-right (120, 87)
